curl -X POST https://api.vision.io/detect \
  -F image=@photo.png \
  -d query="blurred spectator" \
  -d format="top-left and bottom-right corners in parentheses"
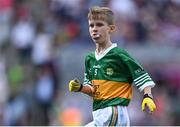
top-left (0, 0), bottom-right (14, 46)
top-left (34, 63), bottom-right (59, 125)
top-left (3, 93), bottom-right (29, 126)
top-left (0, 55), bottom-right (9, 125)
top-left (31, 23), bottom-right (53, 66)
top-left (10, 14), bottom-right (35, 64)
top-left (109, 0), bottom-right (138, 20)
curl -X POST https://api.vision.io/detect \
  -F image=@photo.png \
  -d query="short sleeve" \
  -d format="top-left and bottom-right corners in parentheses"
top-left (83, 56), bottom-right (92, 86)
top-left (120, 53), bottom-right (155, 92)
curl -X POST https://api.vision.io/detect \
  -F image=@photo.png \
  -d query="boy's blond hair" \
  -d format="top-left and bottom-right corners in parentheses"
top-left (88, 6), bottom-right (115, 25)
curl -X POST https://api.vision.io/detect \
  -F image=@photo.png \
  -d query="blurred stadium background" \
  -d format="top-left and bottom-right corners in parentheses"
top-left (0, 0), bottom-right (180, 126)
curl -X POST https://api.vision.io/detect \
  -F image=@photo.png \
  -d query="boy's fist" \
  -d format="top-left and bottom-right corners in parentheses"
top-left (142, 94), bottom-right (156, 113)
top-left (69, 79), bottom-right (83, 92)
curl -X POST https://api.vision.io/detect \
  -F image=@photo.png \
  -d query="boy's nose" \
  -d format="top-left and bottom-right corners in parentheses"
top-left (93, 27), bottom-right (98, 32)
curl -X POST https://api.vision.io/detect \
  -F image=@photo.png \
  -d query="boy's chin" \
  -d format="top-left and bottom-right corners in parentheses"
top-left (93, 39), bottom-right (102, 44)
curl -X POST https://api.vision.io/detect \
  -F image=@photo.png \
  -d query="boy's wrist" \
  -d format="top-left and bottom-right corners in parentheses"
top-left (144, 93), bottom-right (153, 99)
top-left (77, 84), bottom-right (83, 92)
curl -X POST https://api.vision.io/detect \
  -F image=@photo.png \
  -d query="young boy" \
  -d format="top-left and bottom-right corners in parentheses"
top-left (69, 6), bottom-right (156, 126)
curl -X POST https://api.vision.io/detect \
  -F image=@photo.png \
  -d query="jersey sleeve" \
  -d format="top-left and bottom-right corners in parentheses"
top-left (120, 52), bottom-right (155, 92)
top-left (83, 55), bottom-right (92, 86)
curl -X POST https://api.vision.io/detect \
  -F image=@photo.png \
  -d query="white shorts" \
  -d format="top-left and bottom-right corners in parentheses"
top-left (86, 106), bottom-right (130, 126)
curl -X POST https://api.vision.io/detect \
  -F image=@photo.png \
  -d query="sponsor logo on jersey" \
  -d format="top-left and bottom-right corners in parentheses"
top-left (93, 65), bottom-right (101, 68)
top-left (106, 68), bottom-right (114, 75)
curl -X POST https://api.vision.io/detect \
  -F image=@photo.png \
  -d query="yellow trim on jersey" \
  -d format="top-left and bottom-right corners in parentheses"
top-left (92, 80), bottom-right (132, 100)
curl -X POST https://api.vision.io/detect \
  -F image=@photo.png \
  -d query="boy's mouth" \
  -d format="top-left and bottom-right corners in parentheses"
top-left (92, 34), bottom-right (100, 39)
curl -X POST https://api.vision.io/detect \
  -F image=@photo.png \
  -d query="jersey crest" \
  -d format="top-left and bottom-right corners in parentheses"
top-left (106, 68), bottom-right (114, 76)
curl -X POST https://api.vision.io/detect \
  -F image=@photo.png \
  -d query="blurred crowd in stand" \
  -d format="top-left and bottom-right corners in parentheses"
top-left (0, 0), bottom-right (180, 126)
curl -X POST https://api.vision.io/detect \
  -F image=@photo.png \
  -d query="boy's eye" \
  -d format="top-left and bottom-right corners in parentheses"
top-left (89, 22), bottom-right (104, 28)
top-left (96, 23), bottom-right (104, 27)
top-left (89, 24), bottom-right (94, 27)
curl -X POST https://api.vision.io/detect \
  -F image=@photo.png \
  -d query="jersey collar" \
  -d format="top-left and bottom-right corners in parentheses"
top-left (95, 43), bottom-right (117, 61)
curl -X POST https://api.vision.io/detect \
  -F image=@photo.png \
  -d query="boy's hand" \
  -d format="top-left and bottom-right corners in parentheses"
top-left (69, 79), bottom-right (83, 92)
top-left (142, 94), bottom-right (156, 113)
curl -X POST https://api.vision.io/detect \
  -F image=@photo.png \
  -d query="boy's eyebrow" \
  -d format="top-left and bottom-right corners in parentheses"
top-left (96, 22), bottom-right (104, 26)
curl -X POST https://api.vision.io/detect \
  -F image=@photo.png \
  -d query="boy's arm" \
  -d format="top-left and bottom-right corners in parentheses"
top-left (69, 79), bottom-right (94, 96)
top-left (81, 84), bottom-right (94, 96)
top-left (120, 52), bottom-right (156, 113)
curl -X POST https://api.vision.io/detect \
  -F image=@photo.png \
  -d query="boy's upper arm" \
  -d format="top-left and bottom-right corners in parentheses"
top-left (120, 51), bottom-right (155, 92)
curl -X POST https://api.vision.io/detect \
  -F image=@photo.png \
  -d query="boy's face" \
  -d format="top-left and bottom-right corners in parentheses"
top-left (88, 19), bottom-right (114, 44)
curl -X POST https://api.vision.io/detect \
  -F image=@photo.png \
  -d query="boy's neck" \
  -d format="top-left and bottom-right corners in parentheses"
top-left (96, 41), bottom-right (113, 55)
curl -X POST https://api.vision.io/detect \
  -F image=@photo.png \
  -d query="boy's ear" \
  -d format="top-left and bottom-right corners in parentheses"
top-left (109, 25), bottom-right (116, 33)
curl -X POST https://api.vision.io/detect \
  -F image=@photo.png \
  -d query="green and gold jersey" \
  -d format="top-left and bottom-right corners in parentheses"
top-left (83, 43), bottom-right (155, 111)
